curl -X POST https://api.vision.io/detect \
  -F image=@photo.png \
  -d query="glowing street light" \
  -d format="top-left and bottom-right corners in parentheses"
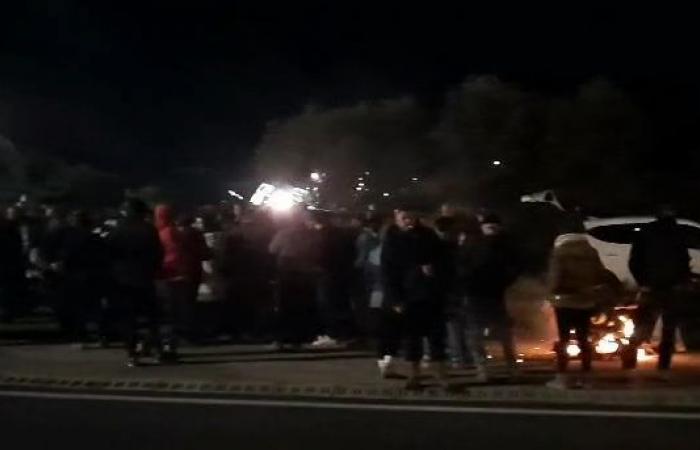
top-left (267, 189), bottom-right (296, 212)
top-left (492, 160), bottom-right (502, 167)
top-left (382, 192), bottom-right (390, 197)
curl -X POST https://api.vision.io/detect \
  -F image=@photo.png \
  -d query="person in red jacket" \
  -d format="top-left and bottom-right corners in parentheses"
top-left (154, 204), bottom-right (188, 358)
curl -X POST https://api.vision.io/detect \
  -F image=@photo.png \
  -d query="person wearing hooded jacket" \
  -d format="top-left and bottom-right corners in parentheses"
top-left (154, 204), bottom-right (205, 352)
top-left (546, 232), bottom-right (611, 389)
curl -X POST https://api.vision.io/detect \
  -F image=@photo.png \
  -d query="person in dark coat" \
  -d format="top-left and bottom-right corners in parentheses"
top-left (381, 207), bottom-right (447, 388)
top-left (623, 207), bottom-right (692, 372)
top-left (307, 211), bottom-right (355, 347)
top-left (268, 213), bottom-right (316, 350)
top-left (0, 214), bottom-right (25, 322)
top-left (462, 213), bottom-right (520, 374)
top-left (56, 210), bottom-right (108, 344)
top-left (108, 198), bottom-right (164, 367)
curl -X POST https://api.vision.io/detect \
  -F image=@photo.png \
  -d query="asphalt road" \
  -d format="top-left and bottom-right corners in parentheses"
top-left (1, 391), bottom-right (700, 450)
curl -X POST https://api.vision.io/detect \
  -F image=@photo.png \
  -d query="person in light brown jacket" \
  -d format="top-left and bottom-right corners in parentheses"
top-left (547, 232), bottom-right (610, 388)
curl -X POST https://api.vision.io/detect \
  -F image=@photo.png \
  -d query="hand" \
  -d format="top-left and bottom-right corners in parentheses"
top-left (421, 265), bottom-right (434, 277)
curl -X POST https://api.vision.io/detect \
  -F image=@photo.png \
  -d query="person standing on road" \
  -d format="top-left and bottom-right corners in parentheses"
top-left (56, 210), bottom-right (108, 345)
top-left (462, 214), bottom-right (520, 378)
top-left (0, 212), bottom-right (25, 322)
top-left (381, 207), bottom-right (448, 389)
top-left (308, 211), bottom-right (355, 348)
top-left (546, 232), bottom-right (611, 389)
top-left (623, 207), bottom-right (692, 373)
top-left (356, 215), bottom-right (399, 377)
top-left (268, 211), bottom-right (316, 351)
top-left (109, 199), bottom-right (164, 367)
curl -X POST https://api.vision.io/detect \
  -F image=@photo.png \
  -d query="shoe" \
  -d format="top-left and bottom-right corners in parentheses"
top-left (546, 374), bottom-right (568, 390)
top-left (310, 335), bottom-right (329, 347)
top-left (269, 341), bottom-right (283, 352)
top-left (378, 355), bottom-right (398, 379)
top-left (311, 335), bottom-right (339, 348)
top-left (473, 366), bottom-right (488, 383)
top-left (127, 357), bottom-right (140, 368)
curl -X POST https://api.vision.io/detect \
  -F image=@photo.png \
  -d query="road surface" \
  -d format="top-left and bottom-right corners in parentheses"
top-left (1, 390), bottom-right (699, 450)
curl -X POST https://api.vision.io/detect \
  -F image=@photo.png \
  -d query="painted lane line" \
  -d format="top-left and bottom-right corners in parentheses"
top-left (1, 390), bottom-right (700, 420)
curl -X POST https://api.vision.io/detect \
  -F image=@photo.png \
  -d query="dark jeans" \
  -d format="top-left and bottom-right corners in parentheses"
top-left (161, 279), bottom-right (199, 341)
top-left (404, 301), bottom-right (446, 363)
top-left (274, 270), bottom-right (315, 345)
top-left (554, 307), bottom-right (593, 373)
top-left (446, 296), bottom-right (480, 366)
top-left (315, 273), bottom-right (354, 339)
top-left (373, 307), bottom-right (402, 359)
top-left (622, 289), bottom-right (682, 370)
top-left (58, 277), bottom-right (102, 341)
top-left (114, 284), bottom-right (161, 357)
top-left (471, 299), bottom-right (516, 367)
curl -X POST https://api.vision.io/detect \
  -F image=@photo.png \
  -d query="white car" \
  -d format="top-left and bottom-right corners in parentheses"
top-left (584, 216), bottom-right (700, 289)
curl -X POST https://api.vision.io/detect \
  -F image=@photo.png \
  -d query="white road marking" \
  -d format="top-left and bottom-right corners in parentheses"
top-left (1, 389), bottom-right (699, 420)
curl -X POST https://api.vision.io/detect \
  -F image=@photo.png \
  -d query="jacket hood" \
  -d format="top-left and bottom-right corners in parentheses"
top-left (154, 204), bottom-right (174, 230)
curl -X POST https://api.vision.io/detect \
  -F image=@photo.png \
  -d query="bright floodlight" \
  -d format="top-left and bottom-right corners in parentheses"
top-left (267, 189), bottom-right (296, 212)
top-left (310, 172), bottom-right (321, 182)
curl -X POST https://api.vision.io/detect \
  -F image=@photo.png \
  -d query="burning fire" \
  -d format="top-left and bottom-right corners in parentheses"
top-left (564, 312), bottom-right (656, 360)
top-left (595, 333), bottom-right (620, 354)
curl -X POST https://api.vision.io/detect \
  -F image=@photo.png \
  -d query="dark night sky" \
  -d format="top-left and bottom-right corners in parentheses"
top-left (1, 2), bottom-right (699, 184)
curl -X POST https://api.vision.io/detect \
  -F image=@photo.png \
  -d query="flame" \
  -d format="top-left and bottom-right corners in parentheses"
top-left (595, 333), bottom-right (620, 354)
top-left (566, 343), bottom-right (582, 357)
top-left (619, 315), bottom-right (635, 338)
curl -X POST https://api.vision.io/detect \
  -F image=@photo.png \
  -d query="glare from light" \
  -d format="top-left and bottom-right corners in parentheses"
top-left (358, 177), bottom-right (364, 181)
top-left (310, 172), bottom-right (321, 182)
top-left (492, 160), bottom-right (502, 166)
top-left (382, 192), bottom-right (390, 197)
top-left (566, 343), bottom-right (581, 357)
top-left (355, 187), bottom-right (363, 191)
top-left (411, 177), bottom-right (419, 182)
top-left (364, 171), bottom-right (370, 175)
top-left (634, 227), bottom-right (641, 232)
top-left (267, 189), bottom-right (296, 212)
top-left (357, 182), bottom-right (365, 187)
top-left (250, 183), bottom-right (276, 206)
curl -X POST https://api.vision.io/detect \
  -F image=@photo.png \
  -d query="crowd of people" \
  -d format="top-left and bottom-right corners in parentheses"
top-left (0, 197), bottom-right (693, 388)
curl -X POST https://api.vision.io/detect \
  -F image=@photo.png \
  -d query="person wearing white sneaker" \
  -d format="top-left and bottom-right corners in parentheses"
top-left (377, 355), bottom-right (398, 379)
top-left (381, 207), bottom-right (449, 390)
